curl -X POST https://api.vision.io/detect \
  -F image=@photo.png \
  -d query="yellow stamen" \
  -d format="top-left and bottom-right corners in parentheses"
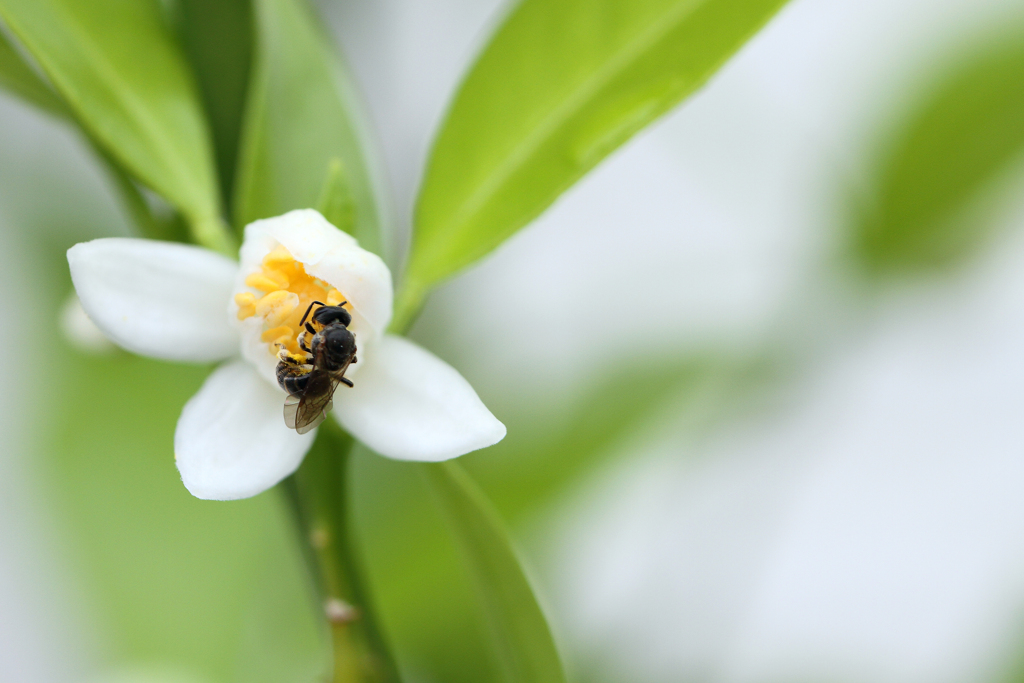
top-left (234, 292), bottom-right (256, 320)
top-left (245, 273), bottom-right (283, 292)
top-left (263, 268), bottom-right (290, 288)
top-left (326, 288), bottom-right (345, 306)
top-left (235, 292), bottom-right (256, 308)
top-left (237, 246), bottom-right (352, 358)
top-left (261, 325), bottom-right (293, 343)
top-left (262, 245), bottom-right (294, 267)
top-left (256, 290), bottom-right (300, 327)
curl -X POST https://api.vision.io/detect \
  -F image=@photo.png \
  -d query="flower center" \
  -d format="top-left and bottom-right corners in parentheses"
top-left (235, 245), bottom-right (350, 358)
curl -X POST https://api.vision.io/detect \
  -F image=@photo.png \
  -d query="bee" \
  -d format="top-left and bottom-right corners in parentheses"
top-left (276, 300), bottom-right (357, 434)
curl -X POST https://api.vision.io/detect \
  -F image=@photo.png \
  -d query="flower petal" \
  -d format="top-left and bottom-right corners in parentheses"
top-left (175, 360), bottom-right (315, 500)
top-left (67, 238), bottom-right (238, 362)
top-left (335, 335), bottom-right (506, 461)
top-left (238, 209), bottom-right (392, 337)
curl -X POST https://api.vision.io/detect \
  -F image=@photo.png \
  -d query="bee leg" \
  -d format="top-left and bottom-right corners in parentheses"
top-left (298, 333), bottom-right (311, 354)
top-left (340, 377), bottom-right (354, 388)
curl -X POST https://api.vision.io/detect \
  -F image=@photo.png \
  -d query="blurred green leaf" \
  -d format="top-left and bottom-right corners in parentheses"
top-left (853, 30), bottom-right (1024, 272)
top-left (44, 348), bottom-right (322, 681)
top-left (0, 25), bottom-right (67, 116)
top-left (353, 353), bottom-right (769, 682)
top-left (465, 355), bottom-right (767, 520)
top-left (0, 0), bottom-right (228, 251)
top-left (421, 462), bottom-right (567, 683)
top-left (400, 0), bottom-right (790, 322)
top-left (352, 451), bottom-right (505, 683)
top-left (177, 0), bottom-right (254, 215)
top-left (234, 0), bottom-right (383, 254)
top-left (286, 424), bottom-right (401, 683)
top-left (316, 157), bottom-right (357, 236)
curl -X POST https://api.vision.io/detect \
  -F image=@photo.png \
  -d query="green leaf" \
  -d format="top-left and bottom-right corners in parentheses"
top-left (44, 351), bottom-right (322, 680)
top-left (352, 450), bottom-right (507, 683)
top-left (421, 461), bottom-right (567, 683)
top-left (353, 354), bottom-right (767, 682)
top-left (0, 25), bottom-right (67, 116)
top-left (234, 0), bottom-right (383, 255)
top-left (466, 354), bottom-right (769, 519)
top-left (285, 423), bottom-right (401, 683)
top-left (316, 157), bottom-right (358, 236)
top-left (852, 29), bottom-right (1024, 273)
top-left (176, 0), bottom-right (254, 214)
top-left (0, 0), bottom-right (231, 252)
top-left (401, 0), bottom-right (790, 320)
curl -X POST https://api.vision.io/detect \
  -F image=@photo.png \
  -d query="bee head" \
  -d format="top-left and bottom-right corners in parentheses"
top-left (313, 305), bottom-right (352, 328)
top-left (323, 325), bottom-right (356, 360)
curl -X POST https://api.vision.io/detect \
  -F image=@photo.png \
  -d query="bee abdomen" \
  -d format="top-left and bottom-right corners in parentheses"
top-left (276, 361), bottom-right (311, 396)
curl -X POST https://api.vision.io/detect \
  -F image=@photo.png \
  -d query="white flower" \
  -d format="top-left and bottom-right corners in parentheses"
top-left (67, 209), bottom-right (505, 500)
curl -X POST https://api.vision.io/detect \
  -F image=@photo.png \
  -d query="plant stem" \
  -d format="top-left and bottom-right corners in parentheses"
top-left (284, 421), bottom-right (400, 683)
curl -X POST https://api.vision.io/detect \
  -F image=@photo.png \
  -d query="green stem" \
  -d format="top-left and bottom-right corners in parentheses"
top-left (284, 421), bottom-right (400, 683)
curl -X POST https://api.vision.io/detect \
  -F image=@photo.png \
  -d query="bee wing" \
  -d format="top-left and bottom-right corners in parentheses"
top-left (287, 370), bottom-right (342, 435)
top-left (283, 393), bottom-right (303, 431)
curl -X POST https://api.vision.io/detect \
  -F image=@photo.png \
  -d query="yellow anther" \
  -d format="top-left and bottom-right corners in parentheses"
top-left (243, 245), bottom-right (357, 357)
top-left (261, 325), bottom-right (293, 343)
top-left (235, 292), bottom-right (256, 307)
top-left (255, 290), bottom-right (300, 327)
top-left (264, 268), bottom-right (290, 288)
top-left (326, 289), bottom-right (346, 306)
top-left (275, 335), bottom-right (297, 353)
top-left (245, 273), bottom-right (284, 292)
top-left (235, 292), bottom-right (258, 319)
top-left (262, 245), bottom-right (295, 268)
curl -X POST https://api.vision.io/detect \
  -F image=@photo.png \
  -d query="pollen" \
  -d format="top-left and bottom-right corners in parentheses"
top-left (245, 272), bottom-right (288, 292)
top-left (255, 290), bottom-right (300, 327)
top-left (260, 325), bottom-right (293, 343)
top-left (237, 246), bottom-right (352, 356)
top-left (234, 292), bottom-right (257, 320)
top-left (326, 288), bottom-right (345, 306)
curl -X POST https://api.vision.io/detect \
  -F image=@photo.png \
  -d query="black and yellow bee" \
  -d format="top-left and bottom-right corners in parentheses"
top-left (276, 300), bottom-right (357, 434)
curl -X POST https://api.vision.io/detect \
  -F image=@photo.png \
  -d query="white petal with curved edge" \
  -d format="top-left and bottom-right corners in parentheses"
top-left (235, 209), bottom-right (392, 338)
top-left (335, 335), bottom-right (506, 461)
top-left (175, 360), bottom-right (315, 500)
top-left (68, 238), bottom-right (239, 362)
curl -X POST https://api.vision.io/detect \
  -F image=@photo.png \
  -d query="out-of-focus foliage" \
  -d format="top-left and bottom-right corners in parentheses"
top-left (403, 0), bottom-right (791, 313)
top-left (853, 28), bottom-right (1024, 273)
top-left (317, 157), bottom-right (358, 238)
top-left (233, 0), bottom-right (383, 255)
top-left (0, 28), bottom-right (66, 117)
top-left (176, 0), bottom-right (254, 213)
top-left (289, 424), bottom-right (401, 683)
top-left (354, 450), bottom-right (504, 683)
top-left (0, 0), bottom-right (226, 250)
top-left (352, 353), bottom-right (768, 683)
top-left (45, 337), bottom-right (322, 682)
top-left (465, 355), bottom-right (769, 519)
top-left (421, 462), bottom-right (567, 683)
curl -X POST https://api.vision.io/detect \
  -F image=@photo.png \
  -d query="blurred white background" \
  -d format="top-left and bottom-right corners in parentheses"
top-left (4, 0), bottom-right (1024, 681)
